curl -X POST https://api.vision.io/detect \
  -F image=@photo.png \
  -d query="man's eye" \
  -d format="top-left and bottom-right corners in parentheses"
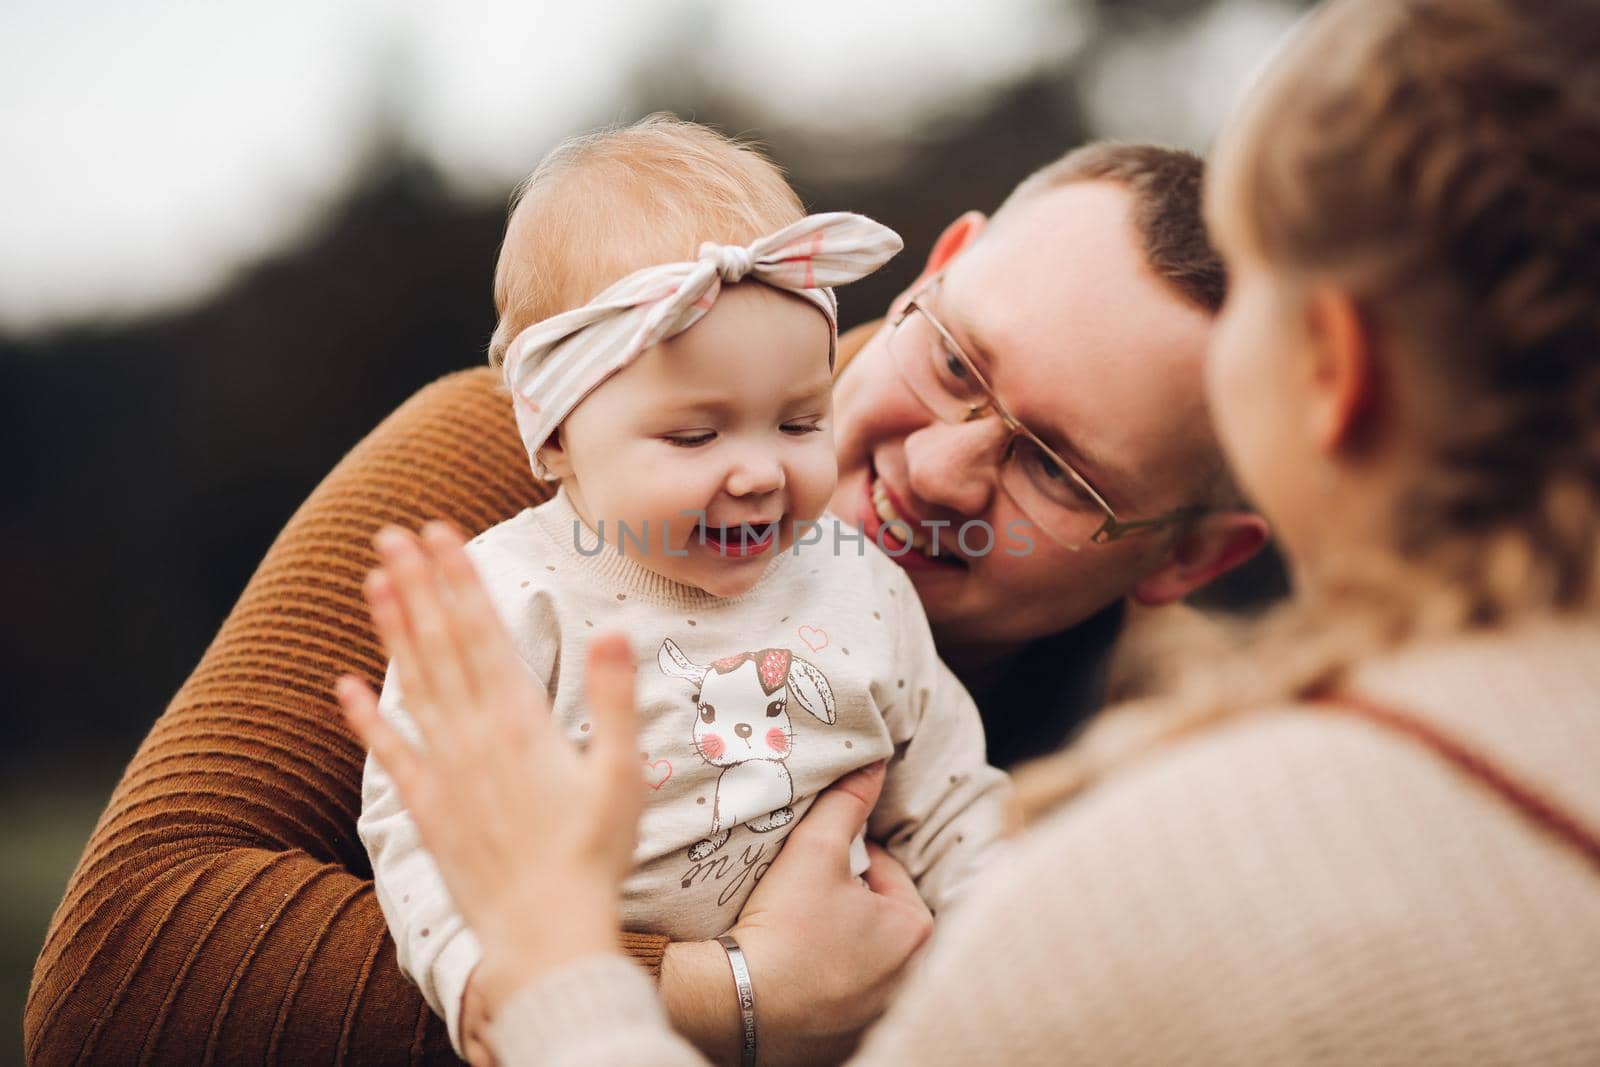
top-left (666, 432), bottom-right (716, 448)
top-left (1020, 443), bottom-right (1097, 508)
top-left (1028, 448), bottom-right (1066, 483)
top-left (930, 347), bottom-right (968, 380)
top-left (930, 345), bottom-right (976, 395)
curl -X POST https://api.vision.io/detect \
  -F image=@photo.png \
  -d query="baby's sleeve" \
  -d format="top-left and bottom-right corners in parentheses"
top-left (358, 674), bottom-right (482, 1052)
top-left (356, 533), bottom-right (560, 1053)
top-left (869, 569), bottom-right (1013, 916)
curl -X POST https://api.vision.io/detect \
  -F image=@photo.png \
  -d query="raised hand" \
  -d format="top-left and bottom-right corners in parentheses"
top-left (336, 521), bottom-right (645, 1011)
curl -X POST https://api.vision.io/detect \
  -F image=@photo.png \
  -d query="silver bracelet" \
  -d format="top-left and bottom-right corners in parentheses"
top-left (716, 934), bottom-right (758, 1067)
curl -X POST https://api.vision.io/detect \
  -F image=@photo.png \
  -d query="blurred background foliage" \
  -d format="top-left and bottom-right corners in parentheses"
top-left (1, 0), bottom-right (1308, 1053)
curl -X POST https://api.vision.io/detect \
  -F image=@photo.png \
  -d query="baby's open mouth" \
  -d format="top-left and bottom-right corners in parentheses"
top-left (696, 520), bottom-right (778, 558)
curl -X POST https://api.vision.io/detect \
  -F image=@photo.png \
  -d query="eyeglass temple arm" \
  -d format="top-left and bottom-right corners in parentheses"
top-left (1090, 505), bottom-right (1211, 545)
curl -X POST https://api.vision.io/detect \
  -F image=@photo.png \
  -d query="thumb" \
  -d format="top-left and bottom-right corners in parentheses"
top-left (585, 631), bottom-right (639, 781)
top-left (788, 761), bottom-right (886, 872)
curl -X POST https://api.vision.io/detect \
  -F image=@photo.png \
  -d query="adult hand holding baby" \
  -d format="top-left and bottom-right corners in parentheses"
top-left (699, 773), bottom-right (935, 1065)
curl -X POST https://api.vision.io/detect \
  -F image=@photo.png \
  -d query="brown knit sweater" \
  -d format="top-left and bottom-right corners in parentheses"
top-left (26, 323), bottom-right (890, 1065)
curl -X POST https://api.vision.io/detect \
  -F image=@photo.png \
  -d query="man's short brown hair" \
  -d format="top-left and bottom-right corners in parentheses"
top-left (994, 141), bottom-right (1227, 315)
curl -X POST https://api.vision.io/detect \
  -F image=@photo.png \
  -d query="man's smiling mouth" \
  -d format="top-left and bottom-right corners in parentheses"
top-left (866, 474), bottom-right (966, 568)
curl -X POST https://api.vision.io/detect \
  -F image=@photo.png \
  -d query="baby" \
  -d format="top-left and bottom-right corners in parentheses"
top-left (358, 116), bottom-right (1011, 1052)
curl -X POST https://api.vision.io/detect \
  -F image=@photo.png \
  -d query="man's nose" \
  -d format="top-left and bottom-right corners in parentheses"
top-left (725, 449), bottom-right (785, 498)
top-left (735, 723), bottom-right (753, 739)
top-left (902, 416), bottom-right (1009, 518)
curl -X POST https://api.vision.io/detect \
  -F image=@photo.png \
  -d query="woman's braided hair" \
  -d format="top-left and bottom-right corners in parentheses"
top-left (1219, 0), bottom-right (1600, 619)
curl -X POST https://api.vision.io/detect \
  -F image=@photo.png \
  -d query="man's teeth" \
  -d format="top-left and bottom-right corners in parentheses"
top-left (871, 479), bottom-right (940, 556)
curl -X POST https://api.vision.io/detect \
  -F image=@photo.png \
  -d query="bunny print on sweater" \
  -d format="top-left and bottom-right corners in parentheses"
top-left (658, 639), bottom-right (839, 860)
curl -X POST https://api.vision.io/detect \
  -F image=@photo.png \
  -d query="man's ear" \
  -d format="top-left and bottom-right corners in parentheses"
top-left (1131, 512), bottom-right (1270, 606)
top-left (535, 427), bottom-right (575, 480)
top-left (920, 211), bottom-right (987, 280)
top-left (890, 211), bottom-right (988, 315)
top-left (1305, 287), bottom-right (1376, 454)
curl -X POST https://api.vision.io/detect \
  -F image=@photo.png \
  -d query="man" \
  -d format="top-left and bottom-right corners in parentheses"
top-left (830, 144), bottom-right (1265, 766)
top-left (26, 142), bottom-right (1266, 1065)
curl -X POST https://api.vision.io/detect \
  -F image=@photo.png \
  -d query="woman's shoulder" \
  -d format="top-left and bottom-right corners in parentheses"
top-left (1344, 613), bottom-right (1600, 820)
top-left (892, 699), bottom-right (1600, 1062)
top-left (1000, 681), bottom-right (1600, 951)
top-left (1022, 701), bottom-right (1422, 843)
top-left (1037, 613), bottom-right (1600, 832)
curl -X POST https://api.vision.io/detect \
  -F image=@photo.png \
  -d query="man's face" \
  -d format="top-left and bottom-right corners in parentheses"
top-left (829, 181), bottom-right (1217, 654)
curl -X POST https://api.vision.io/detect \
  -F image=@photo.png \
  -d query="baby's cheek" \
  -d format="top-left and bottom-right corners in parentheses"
top-left (765, 728), bottom-right (789, 754)
top-left (699, 734), bottom-right (725, 761)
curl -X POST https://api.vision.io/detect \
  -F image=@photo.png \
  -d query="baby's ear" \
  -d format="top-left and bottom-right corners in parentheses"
top-left (536, 428), bottom-right (576, 479)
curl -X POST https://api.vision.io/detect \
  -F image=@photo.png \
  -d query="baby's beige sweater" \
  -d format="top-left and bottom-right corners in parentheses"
top-left (490, 615), bottom-right (1600, 1065)
top-left (359, 488), bottom-right (1010, 1048)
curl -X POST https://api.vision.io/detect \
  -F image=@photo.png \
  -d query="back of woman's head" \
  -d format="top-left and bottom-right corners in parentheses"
top-left (1212, 0), bottom-right (1600, 617)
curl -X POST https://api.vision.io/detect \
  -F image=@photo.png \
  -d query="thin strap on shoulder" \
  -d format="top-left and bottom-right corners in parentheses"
top-left (1314, 693), bottom-right (1600, 878)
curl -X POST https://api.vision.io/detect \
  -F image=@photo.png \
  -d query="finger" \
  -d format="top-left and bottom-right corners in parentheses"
top-left (336, 674), bottom-right (426, 795)
top-left (365, 567), bottom-right (440, 737)
top-left (787, 761), bottom-right (887, 875)
top-left (583, 632), bottom-right (640, 784)
top-left (421, 522), bottom-right (545, 721)
top-left (860, 841), bottom-right (924, 909)
top-left (375, 526), bottom-right (480, 713)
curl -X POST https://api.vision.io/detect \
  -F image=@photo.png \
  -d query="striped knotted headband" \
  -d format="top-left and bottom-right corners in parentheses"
top-left (501, 211), bottom-right (902, 478)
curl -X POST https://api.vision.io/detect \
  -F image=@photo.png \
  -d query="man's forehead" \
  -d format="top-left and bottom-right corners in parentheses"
top-left (951, 180), bottom-right (1212, 370)
top-left (956, 182), bottom-right (1145, 316)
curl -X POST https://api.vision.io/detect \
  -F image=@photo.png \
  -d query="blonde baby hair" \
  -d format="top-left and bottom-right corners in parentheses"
top-left (488, 114), bottom-right (806, 367)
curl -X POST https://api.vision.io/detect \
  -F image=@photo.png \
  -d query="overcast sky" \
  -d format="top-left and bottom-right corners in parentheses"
top-left (0, 0), bottom-right (1299, 331)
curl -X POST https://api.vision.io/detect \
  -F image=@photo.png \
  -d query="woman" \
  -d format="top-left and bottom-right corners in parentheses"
top-left (342, 0), bottom-right (1600, 1061)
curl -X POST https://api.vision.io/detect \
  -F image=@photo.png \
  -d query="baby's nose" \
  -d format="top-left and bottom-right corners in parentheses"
top-left (735, 723), bottom-right (753, 739)
top-left (726, 451), bottom-right (786, 498)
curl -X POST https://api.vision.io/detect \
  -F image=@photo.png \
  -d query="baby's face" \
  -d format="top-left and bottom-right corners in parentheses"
top-left (551, 284), bottom-right (838, 597)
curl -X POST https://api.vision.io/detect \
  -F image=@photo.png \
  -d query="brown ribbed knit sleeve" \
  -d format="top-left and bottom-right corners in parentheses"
top-left (24, 368), bottom-right (669, 1066)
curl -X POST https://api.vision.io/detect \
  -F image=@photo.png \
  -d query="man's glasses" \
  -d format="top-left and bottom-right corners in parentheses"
top-left (887, 278), bottom-right (1207, 550)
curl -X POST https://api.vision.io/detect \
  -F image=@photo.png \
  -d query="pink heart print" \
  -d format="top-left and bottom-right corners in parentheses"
top-left (645, 759), bottom-right (673, 790)
top-left (797, 625), bottom-right (829, 653)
